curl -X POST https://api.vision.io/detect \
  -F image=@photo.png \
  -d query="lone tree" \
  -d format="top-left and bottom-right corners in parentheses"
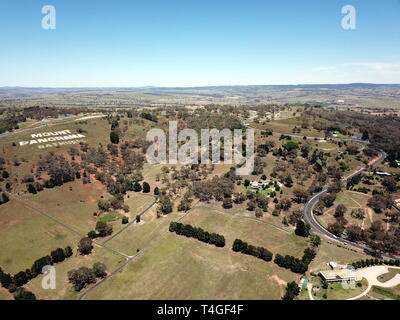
top-left (110, 130), bottom-right (120, 144)
top-left (295, 220), bottom-right (311, 237)
top-left (95, 221), bottom-right (113, 237)
top-left (92, 262), bottom-right (107, 278)
top-left (133, 182), bottom-right (142, 192)
top-left (78, 237), bottom-right (93, 255)
top-left (27, 184), bottom-right (37, 194)
top-left (222, 198), bottom-right (233, 209)
top-left (142, 182), bottom-right (150, 193)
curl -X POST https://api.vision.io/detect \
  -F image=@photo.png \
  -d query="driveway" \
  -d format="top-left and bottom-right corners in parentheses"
top-left (348, 266), bottom-right (400, 300)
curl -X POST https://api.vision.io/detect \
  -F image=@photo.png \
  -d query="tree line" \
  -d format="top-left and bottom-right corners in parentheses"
top-left (274, 247), bottom-right (316, 274)
top-left (232, 239), bottom-right (273, 262)
top-left (169, 222), bottom-right (226, 247)
top-left (352, 258), bottom-right (400, 269)
top-left (0, 246), bottom-right (73, 293)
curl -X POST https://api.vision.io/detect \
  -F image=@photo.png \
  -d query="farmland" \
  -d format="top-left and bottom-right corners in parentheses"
top-left (0, 88), bottom-right (399, 301)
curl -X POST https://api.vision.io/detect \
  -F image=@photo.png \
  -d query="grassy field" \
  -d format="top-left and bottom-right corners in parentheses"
top-left (377, 268), bottom-right (400, 283)
top-left (19, 179), bottom-right (106, 235)
top-left (25, 245), bottom-right (126, 300)
top-left (0, 288), bottom-right (13, 300)
top-left (0, 118), bottom-right (110, 163)
top-left (83, 206), bottom-right (309, 300)
top-left (310, 277), bottom-right (368, 300)
top-left (252, 118), bottom-right (325, 137)
top-left (124, 192), bottom-right (156, 219)
top-left (0, 200), bottom-right (81, 274)
top-left (369, 285), bottom-right (400, 300)
top-left (317, 190), bottom-right (376, 230)
top-left (317, 142), bottom-right (338, 151)
top-left (309, 240), bottom-right (368, 273)
top-left (104, 209), bottom-right (184, 256)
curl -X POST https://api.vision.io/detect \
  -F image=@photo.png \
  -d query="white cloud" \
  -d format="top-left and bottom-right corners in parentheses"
top-left (313, 62), bottom-right (400, 73)
top-left (310, 62), bottom-right (400, 83)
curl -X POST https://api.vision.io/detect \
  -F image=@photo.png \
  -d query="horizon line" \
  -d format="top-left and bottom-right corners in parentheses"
top-left (1, 82), bottom-right (400, 89)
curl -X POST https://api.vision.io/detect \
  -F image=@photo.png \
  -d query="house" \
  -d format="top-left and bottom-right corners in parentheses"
top-left (250, 181), bottom-right (270, 190)
top-left (250, 181), bottom-right (261, 189)
top-left (393, 198), bottom-right (400, 211)
top-left (328, 261), bottom-right (348, 270)
top-left (319, 270), bottom-right (356, 283)
top-left (375, 171), bottom-right (391, 177)
top-left (298, 278), bottom-right (308, 289)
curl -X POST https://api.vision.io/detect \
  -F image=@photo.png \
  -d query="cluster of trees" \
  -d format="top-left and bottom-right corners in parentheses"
top-left (0, 246), bottom-right (73, 293)
top-left (0, 111), bottom-right (26, 134)
top-left (349, 221), bottom-right (400, 255)
top-left (20, 106), bottom-right (86, 121)
top-left (13, 287), bottom-right (36, 300)
top-left (367, 194), bottom-right (393, 213)
top-left (351, 258), bottom-right (400, 270)
top-left (68, 262), bottom-right (107, 291)
top-left (157, 194), bottom-right (173, 216)
top-left (232, 239), bottom-right (273, 262)
top-left (88, 221), bottom-right (113, 239)
top-left (192, 176), bottom-right (235, 202)
top-left (97, 196), bottom-right (126, 212)
top-left (274, 247), bottom-right (316, 274)
top-left (169, 222), bottom-right (225, 247)
top-left (140, 112), bottom-right (158, 122)
top-left (245, 191), bottom-right (269, 212)
top-left (34, 153), bottom-right (80, 190)
top-left (312, 109), bottom-right (400, 161)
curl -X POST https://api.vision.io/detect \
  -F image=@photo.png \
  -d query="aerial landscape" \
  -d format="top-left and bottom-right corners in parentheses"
top-left (0, 0), bottom-right (400, 307)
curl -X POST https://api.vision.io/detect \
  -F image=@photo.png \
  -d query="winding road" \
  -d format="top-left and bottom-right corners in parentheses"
top-left (302, 150), bottom-right (396, 258)
top-left (243, 119), bottom-right (395, 259)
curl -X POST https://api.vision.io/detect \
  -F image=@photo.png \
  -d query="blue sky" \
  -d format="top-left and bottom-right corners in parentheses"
top-left (0, 0), bottom-right (399, 87)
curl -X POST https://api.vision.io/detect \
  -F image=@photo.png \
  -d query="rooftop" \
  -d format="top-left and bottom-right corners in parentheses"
top-left (319, 270), bottom-right (356, 281)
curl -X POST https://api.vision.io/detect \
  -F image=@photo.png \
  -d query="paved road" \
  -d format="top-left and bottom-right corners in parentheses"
top-left (101, 194), bottom-right (157, 245)
top-left (244, 120), bottom-right (396, 259)
top-left (302, 151), bottom-right (397, 259)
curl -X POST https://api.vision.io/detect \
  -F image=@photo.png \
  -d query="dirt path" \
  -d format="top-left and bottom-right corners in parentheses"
top-left (307, 283), bottom-right (314, 300)
top-left (366, 208), bottom-right (373, 224)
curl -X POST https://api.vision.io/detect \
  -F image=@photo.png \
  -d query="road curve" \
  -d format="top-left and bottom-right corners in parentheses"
top-left (303, 151), bottom-right (397, 258)
top-left (243, 120), bottom-right (395, 258)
